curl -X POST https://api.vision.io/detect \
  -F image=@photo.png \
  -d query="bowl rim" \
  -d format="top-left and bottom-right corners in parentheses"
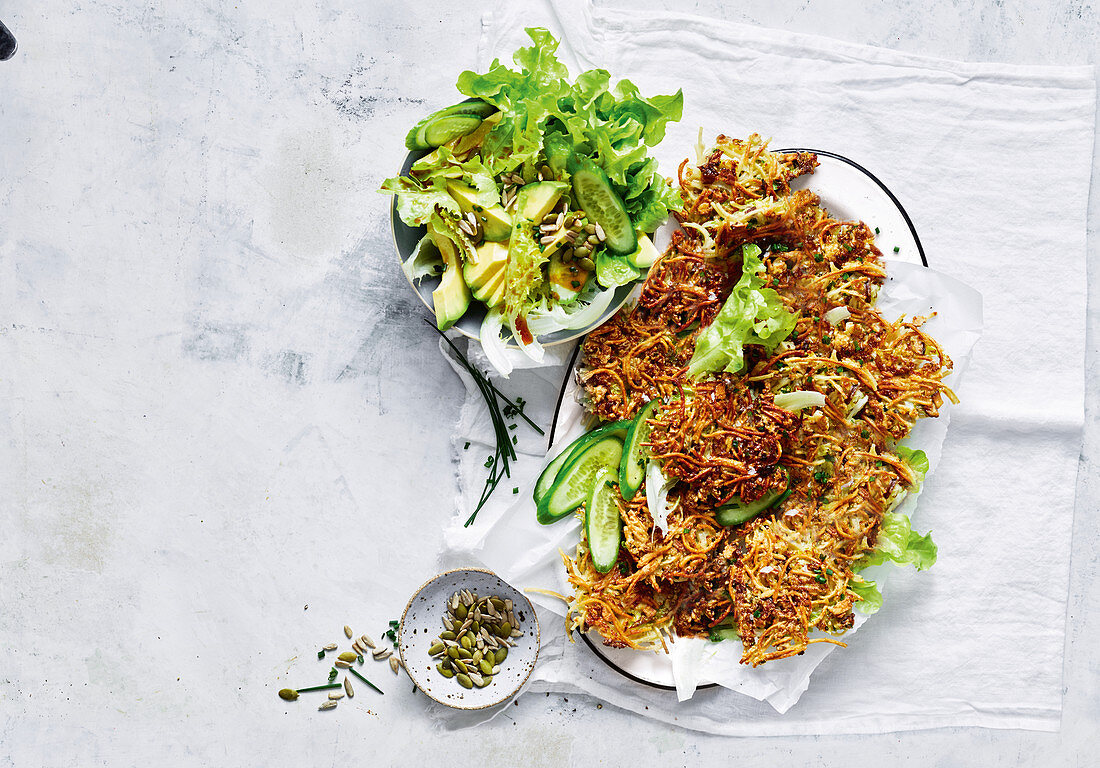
top-left (397, 566), bottom-right (541, 710)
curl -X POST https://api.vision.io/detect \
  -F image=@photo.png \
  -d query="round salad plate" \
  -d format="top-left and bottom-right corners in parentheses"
top-left (390, 149), bottom-right (643, 347)
top-left (550, 149), bottom-right (928, 690)
top-left (398, 568), bottom-right (540, 709)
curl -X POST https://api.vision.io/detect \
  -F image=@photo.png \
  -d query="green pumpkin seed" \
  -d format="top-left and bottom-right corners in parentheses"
top-left (278, 688), bottom-right (299, 701)
top-left (460, 634), bottom-right (472, 650)
top-left (494, 647), bottom-right (508, 664)
top-left (453, 659), bottom-right (468, 674)
top-left (471, 621), bottom-right (480, 635)
top-left (440, 630), bottom-right (457, 641)
top-left (337, 651), bottom-right (357, 663)
top-left (455, 603), bottom-right (468, 620)
top-left (456, 674), bottom-right (473, 689)
top-left (437, 663), bottom-right (454, 678)
top-left (428, 641), bottom-right (445, 656)
top-left (457, 647), bottom-right (472, 660)
top-left (497, 622), bottom-right (512, 638)
top-left (447, 646), bottom-right (460, 660)
top-left (475, 674), bottom-right (493, 688)
top-left (472, 650), bottom-right (483, 665)
top-left (479, 659), bottom-right (493, 676)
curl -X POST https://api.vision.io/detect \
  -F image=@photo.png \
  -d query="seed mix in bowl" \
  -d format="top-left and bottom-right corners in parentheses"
top-left (427, 589), bottom-right (524, 690)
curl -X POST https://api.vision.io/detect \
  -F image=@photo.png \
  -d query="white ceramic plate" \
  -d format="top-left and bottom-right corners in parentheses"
top-left (551, 150), bottom-right (927, 689)
top-left (398, 568), bottom-right (540, 709)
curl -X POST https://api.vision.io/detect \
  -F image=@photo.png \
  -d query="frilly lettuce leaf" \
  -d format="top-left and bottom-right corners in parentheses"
top-left (402, 233), bottom-right (444, 283)
top-left (455, 28), bottom-right (683, 228)
top-left (686, 244), bottom-right (798, 378)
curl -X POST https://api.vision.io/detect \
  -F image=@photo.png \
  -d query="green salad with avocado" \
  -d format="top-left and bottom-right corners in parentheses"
top-left (381, 28), bottom-right (683, 373)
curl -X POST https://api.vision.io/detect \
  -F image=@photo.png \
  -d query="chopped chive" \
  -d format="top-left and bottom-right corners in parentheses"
top-left (893, 246), bottom-right (900, 253)
top-left (464, 441), bottom-right (470, 450)
top-left (357, 654), bottom-right (364, 664)
top-left (348, 666), bottom-right (384, 695)
top-left (874, 227), bottom-right (880, 234)
top-left (512, 487), bottom-right (519, 494)
top-left (317, 650), bottom-right (325, 659)
top-left (295, 682), bottom-right (343, 694)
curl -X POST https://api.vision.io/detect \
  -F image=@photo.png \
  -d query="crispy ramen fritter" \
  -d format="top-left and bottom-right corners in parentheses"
top-left (564, 134), bottom-right (956, 666)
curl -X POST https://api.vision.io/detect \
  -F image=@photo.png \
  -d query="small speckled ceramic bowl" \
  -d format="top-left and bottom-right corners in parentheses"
top-left (399, 568), bottom-right (540, 709)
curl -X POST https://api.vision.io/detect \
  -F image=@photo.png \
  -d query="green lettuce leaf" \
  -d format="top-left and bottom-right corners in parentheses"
top-left (852, 511), bottom-right (938, 615)
top-left (859, 512), bottom-right (938, 571)
top-left (595, 251), bottom-right (641, 289)
top-left (849, 576), bottom-right (884, 614)
top-left (896, 444), bottom-right (929, 485)
top-left (379, 174), bottom-right (459, 226)
top-left (686, 244), bottom-right (798, 378)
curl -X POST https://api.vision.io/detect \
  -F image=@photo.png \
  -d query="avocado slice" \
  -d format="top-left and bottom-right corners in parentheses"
top-left (473, 262), bottom-right (507, 308)
top-left (463, 241), bottom-right (509, 291)
top-left (446, 181), bottom-right (513, 242)
top-left (548, 251), bottom-right (590, 305)
top-left (627, 233), bottom-right (661, 268)
top-left (427, 224), bottom-right (471, 330)
top-left (517, 181), bottom-right (569, 222)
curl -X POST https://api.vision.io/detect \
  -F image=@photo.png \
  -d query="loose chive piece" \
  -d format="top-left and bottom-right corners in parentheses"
top-left (348, 667), bottom-right (384, 695)
top-left (893, 246), bottom-right (900, 253)
top-left (317, 650), bottom-right (325, 659)
top-left (295, 683), bottom-right (343, 694)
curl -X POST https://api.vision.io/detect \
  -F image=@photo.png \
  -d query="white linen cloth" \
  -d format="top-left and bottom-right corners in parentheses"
top-left (437, 0), bottom-right (1094, 735)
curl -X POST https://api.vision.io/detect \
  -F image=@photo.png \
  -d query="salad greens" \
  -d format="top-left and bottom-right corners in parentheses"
top-left (686, 244), bottom-right (798, 379)
top-left (382, 28), bottom-right (683, 370)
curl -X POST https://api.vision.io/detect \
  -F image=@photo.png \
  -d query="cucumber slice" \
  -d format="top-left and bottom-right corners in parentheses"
top-left (533, 420), bottom-right (632, 507)
top-left (585, 468), bottom-right (622, 573)
top-left (405, 100), bottom-right (496, 150)
top-left (571, 163), bottom-right (637, 255)
top-left (715, 471), bottom-right (792, 526)
top-left (536, 435), bottom-right (625, 524)
top-left (619, 399), bottom-right (659, 501)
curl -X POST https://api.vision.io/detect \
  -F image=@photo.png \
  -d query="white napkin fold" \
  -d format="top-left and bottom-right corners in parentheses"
top-left (438, 0), bottom-right (1094, 734)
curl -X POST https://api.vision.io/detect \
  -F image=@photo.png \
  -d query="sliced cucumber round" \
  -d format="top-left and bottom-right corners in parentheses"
top-left (536, 435), bottom-right (625, 525)
top-left (405, 100), bottom-right (497, 150)
top-left (585, 468), bottom-right (622, 573)
top-left (715, 471), bottom-right (792, 526)
top-left (571, 162), bottom-right (637, 255)
top-left (619, 399), bottom-right (659, 501)
top-left (533, 420), bottom-right (632, 508)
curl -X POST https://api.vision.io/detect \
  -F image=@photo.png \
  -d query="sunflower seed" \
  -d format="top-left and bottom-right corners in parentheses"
top-left (328, 692), bottom-right (344, 700)
top-left (555, 212), bottom-right (564, 228)
top-left (539, 234), bottom-right (557, 245)
top-left (344, 677), bottom-right (354, 698)
top-left (505, 599), bottom-right (513, 611)
top-left (595, 224), bottom-right (606, 240)
top-left (351, 640), bottom-right (363, 654)
top-left (389, 656), bottom-right (401, 674)
top-left (360, 634), bottom-right (376, 649)
top-left (335, 660), bottom-right (351, 669)
top-left (373, 648), bottom-right (392, 661)
top-left (511, 629), bottom-right (523, 637)
top-left (319, 700), bottom-right (337, 711)
top-left (344, 625), bottom-right (353, 639)
top-left (539, 224), bottom-right (558, 234)
top-left (459, 220), bottom-right (477, 237)
top-left (323, 643), bottom-right (338, 651)
top-left (442, 616), bottom-right (454, 631)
